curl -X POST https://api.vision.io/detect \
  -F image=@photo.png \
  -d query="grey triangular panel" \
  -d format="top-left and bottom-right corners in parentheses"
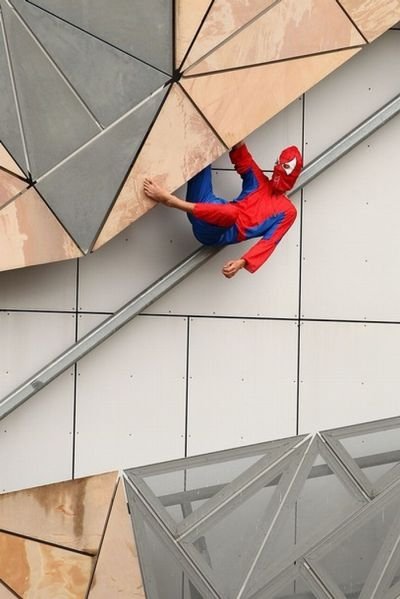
top-left (10, 0), bottom-right (170, 127)
top-left (0, 0), bottom-right (100, 179)
top-left (0, 12), bottom-right (28, 175)
top-left (29, 0), bottom-right (173, 74)
top-left (36, 87), bottom-right (169, 253)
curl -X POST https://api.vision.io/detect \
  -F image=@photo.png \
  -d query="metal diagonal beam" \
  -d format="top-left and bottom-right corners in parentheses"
top-left (1, 93), bottom-right (400, 420)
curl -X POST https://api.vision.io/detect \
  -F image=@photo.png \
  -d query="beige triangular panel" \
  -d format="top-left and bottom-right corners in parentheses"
top-left (175, 0), bottom-right (213, 68)
top-left (94, 84), bottom-right (226, 249)
top-left (0, 143), bottom-right (25, 178)
top-left (88, 480), bottom-right (145, 598)
top-left (182, 0), bottom-right (276, 71)
top-left (182, 48), bottom-right (360, 148)
top-left (0, 532), bottom-right (93, 598)
top-left (0, 472), bottom-right (118, 554)
top-left (0, 582), bottom-right (17, 598)
top-left (187, 0), bottom-right (365, 76)
top-left (0, 169), bottom-right (28, 210)
top-left (339, 0), bottom-right (400, 41)
top-left (0, 187), bottom-right (83, 271)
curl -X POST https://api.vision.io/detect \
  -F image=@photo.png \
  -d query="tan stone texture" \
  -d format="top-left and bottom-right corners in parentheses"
top-left (175, 0), bottom-right (212, 68)
top-left (187, 0), bottom-right (365, 75)
top-left (0, 472), bottom-right (118, 554)
top-left (0, 169), bottom-right (28, 209)
top-left (94, 84), bottom-right (226, 249)
top-left (182, 0), bottom-right (275, 70)
top-left (339, 0), bottom-right (400, 41)
top-left (0, 532), bottom-right (93, 599)
top-left (0, 187), bottom-right (82, 271)
top-left (0, 582), bottom-right (16, 598)
top-left (0, 143), bottom-right (25, 177)
top-left (182, 48), bottom-right (360, 148)
top-left (88, 480), bottom-right (145, 598)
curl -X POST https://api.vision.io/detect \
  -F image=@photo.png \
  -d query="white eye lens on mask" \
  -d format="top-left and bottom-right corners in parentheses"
top-left (282, 157), bottom-right (297, 175)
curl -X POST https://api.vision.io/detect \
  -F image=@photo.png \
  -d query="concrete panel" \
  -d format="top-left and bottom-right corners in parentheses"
top-left (301, 114), bottom-right (400, 321)
top-left (74, 315), bottom-right (187, 477)
top-left (37, 87), bottom-right (168, 253)
top-left (11, 0), bottom-right (169, 127)
top-left (0, 371), bottom-right (74, 493)
top-left (148, 182), bottom-right (300, 319)
top-left (304, 31), bottom-right (400, 161)
top-left (187, 318), bottom-right (298, 455)
top-left (0, 259), bottom-right (77, 311)
top-left (1, 0), bottom-right (100, 179)
top-left (299, 322), bottom-right (400, 433)
top-left (30, 0), bottom-right (174, 74)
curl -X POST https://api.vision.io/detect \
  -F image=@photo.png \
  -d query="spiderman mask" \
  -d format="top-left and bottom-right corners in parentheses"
top-left (271, 146), bottom-right (303, 193)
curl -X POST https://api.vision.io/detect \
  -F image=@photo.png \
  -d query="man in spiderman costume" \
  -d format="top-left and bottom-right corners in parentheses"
top-left (144, 141), bottom-right (303, 278)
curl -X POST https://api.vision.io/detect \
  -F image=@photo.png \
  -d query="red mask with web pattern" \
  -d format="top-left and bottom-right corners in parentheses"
top-left (271, 146), bottom-right (303, 193)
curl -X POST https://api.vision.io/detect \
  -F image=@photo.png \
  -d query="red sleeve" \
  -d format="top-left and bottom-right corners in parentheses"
top-left (229, 144), bottom-right (267, 187)
top-left (241, 204), bottom-right (297, 273)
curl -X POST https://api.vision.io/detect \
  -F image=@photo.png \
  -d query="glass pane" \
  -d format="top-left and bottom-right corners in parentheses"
top-left (271, 577), bottom-right (318, 598)
top-left (316, 493), bottom-right (400, 598)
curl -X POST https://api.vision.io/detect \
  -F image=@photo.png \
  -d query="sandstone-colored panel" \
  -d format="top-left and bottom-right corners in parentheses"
top-left (182, 0), bottom-right (275, 71)
top-left (0, 582), bottom-right (17, 598)
top-left (187, 0), bottom-right (365, 75)
top-left (0, 187), bottom-right (82, 271)
top-left (0, 143), bottom-right (25, 177)
top-left (94, 84), bottom-right (226, 249)
top-left (88, 480), bottom-right (145, 598)
top-left (0, 472), bottom-right (118, 554)
top-left (339, 0), bottom-right (400, 41)
top-left (175, 0), bottom-right (212, 68)
top-left (0, 169), bottom-right (28, 209)
top-left (182, 48), bottom-right (360, 148)
top-left (0, 532), bottom-right (93, 599)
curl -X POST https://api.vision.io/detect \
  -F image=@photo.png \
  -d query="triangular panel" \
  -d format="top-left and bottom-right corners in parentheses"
top-left (0, 188), bottom-right (82, 271)
top-left (186, 0), bottom-right (365, 76)
top-left (36, 86), bottom-right (169, 253)
top-left (175, 0), bottom-right (213, 69)
top-left (182, 0), bottom-right (276, 71)
top-left (0, 0), bottom-right (100, 179)
top-left (88, 480), bottom-right (145, 598)
top-left (0, 169), bottom-right (28, 209)
top-left (28, 0), bottom-right (174, 74)
top-left (339, 0), bottom-right (400, 42)
top-left (181, 48), bottom-right (360, 147)
top-left (0, 11), bottom-right (28, 175)
top-left (93, 83), bottom-right (227, 250)
top-left (0, 142), bottom-right (25, 177)
top-left (0, 582), bottom-right (16, 598)
top-left (0, 531), bottom-right (93, 598)
top-left (10, 0), bottom-right (170, 127)
top-left (0, 472), bottom-right (117, 553)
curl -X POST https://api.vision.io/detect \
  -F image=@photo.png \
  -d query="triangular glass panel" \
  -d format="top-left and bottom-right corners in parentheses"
top-left (36, 86), bottom-right (168, 253)
top-left (247, 441), bottom-right (365, 596)
top-left (29, 0), bottom-right (174, 74)
top-left (270, 577), bottom-right (319, 599)
top-left (311, 490), bottom-right (400, 599)
top-left (10, 0), bottom-right (170, 127)
top-left (1, 0), bottom-right (100, 179)
top-left (0, 10), bottom-right (28, 175)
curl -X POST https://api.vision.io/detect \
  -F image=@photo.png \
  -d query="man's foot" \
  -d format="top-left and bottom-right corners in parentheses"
top-left (143, 178), bottom-right (173, 205)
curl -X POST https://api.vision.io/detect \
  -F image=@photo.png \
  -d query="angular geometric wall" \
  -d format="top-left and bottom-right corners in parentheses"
top-left (0, 0), bottom-right (399, 271)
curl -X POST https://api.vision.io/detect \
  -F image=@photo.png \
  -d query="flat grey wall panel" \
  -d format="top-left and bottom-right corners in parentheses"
top-left (30, 0), bottom-right (173, 74)
top-left (213, 98), bottom-right (303, 171)
top-left (37, 87), bottom-right (168, 252)
top-left (187, 318), bottom-right (298, 455)
top-left (78, 199), bottom-right (197, 312)
top-left (305, 32), bottom-right (400, 161)
top-left (0, 371), bottom-right (73, 493)
top-left (74, 315), bottom-right (187, 477)
top-left (0, 11), bottom-right (27, 174)
top-left (301, 114), bottom-right (400, 321)
top-left (0, 259), bottom-right (77, 311)
top-left (11, 0), bottom-right (170, 127)
top-left (148, 183), bottom-right (301, 318)
top-left (299, 322), bottom-right (400, 433)
top-left (1, 0), bottom-right (100, 179)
